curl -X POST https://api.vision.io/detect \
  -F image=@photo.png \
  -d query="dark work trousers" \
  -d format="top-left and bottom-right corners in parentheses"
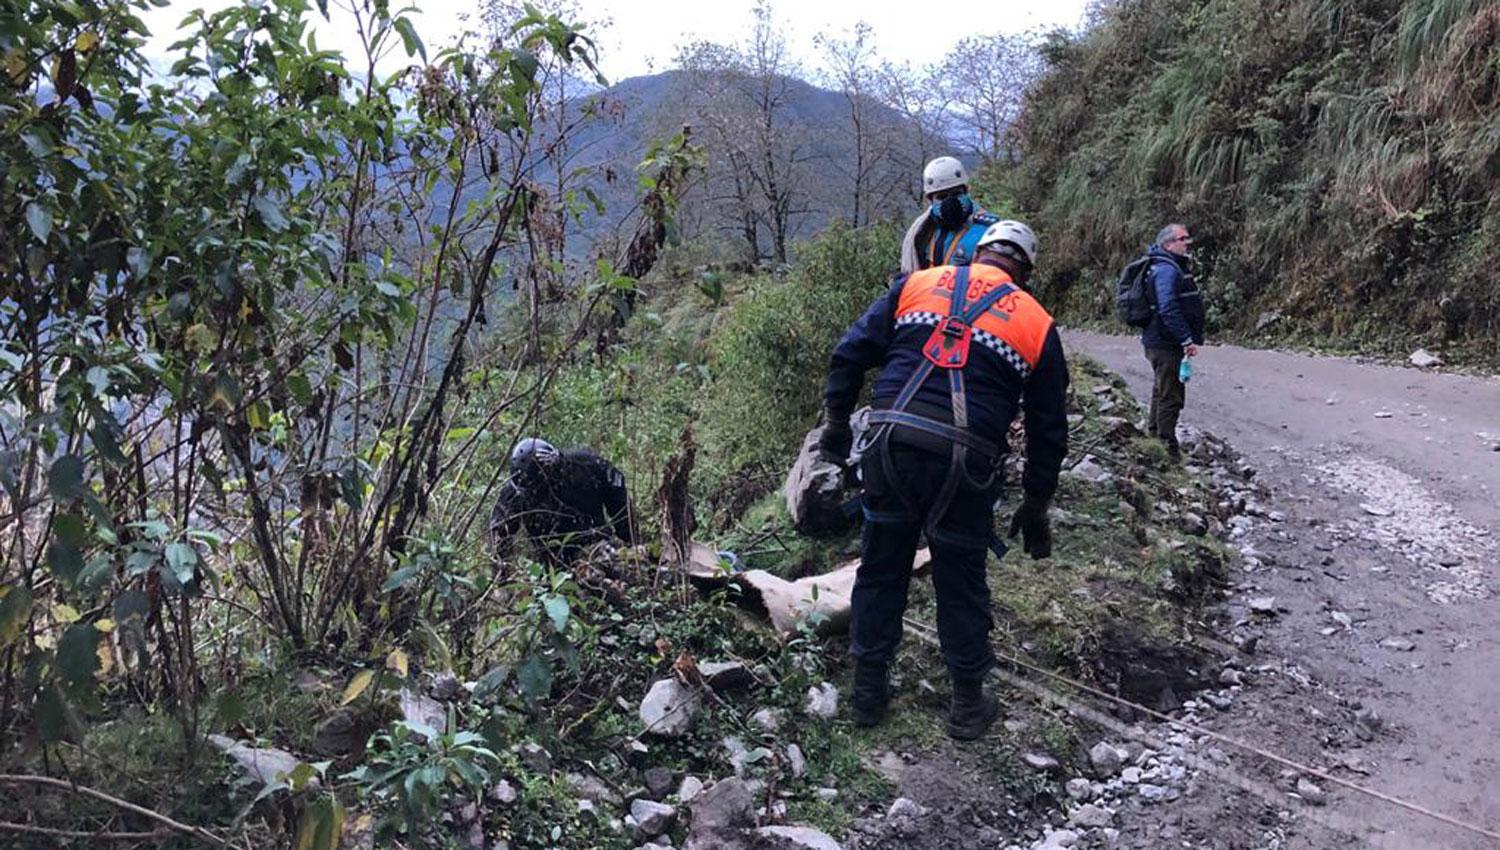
top-left (849, 438), bottom-right (1001, 677)
top-left (1146, 347), bottom-right (1186, 449)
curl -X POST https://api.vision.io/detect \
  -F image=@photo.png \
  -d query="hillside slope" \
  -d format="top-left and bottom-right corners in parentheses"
top-left (1010, 0), bottom-right (1499, 360)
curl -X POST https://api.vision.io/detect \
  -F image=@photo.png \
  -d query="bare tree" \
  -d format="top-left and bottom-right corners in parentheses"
top-left (874, 59), bottom-right (957, 198)
top-left (672, 2), bottom-right (818, 263)
top-left (936, 33), bottom-right (1045, 164)
top-left (816, 23), bottom-right (912, 227)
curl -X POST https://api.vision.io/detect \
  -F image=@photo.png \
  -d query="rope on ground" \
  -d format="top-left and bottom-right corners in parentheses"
top-left (900, 618), bottom-right (1500, 848)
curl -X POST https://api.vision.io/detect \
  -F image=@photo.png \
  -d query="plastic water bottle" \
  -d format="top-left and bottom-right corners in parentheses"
top-left (1178, 355), bottom-right (1194, 383)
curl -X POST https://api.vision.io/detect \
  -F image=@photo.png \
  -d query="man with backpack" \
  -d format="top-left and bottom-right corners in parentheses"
top-left (1117, 223), bottom-right (1205, 460)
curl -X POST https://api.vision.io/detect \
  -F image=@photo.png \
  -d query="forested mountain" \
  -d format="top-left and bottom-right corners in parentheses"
top-left (1008, 0), bottom-right (1499, 357)
top-left (554, 69), bottom-right (925, 262)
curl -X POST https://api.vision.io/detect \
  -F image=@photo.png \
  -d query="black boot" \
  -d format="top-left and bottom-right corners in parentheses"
top-left (851, 661), bottom-right (890, 727)
top-left (946, 674), bottom-right (1000, 740)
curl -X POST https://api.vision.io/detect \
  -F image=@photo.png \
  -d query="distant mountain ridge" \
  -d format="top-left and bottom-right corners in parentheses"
top-left (550, 69), bottom-right (928, 259)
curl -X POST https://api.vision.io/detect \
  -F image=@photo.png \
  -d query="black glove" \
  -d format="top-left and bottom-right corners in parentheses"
top-left (1006, 495), bottom-right (1052, 559)
top-left (818, 412), bottom-right (853, 466)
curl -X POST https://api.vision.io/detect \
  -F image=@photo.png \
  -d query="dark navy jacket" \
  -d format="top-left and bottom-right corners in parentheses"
top-left (1141, 245), bottom-right (1206, 350)
top-left (824, 260), bottom-right (1070, 501)
top-left (489, 448), bottom-right (635, 566)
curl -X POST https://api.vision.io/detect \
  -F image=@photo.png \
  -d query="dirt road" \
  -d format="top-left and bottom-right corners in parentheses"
top-left (1065, 331), bottom-right (1500, 850)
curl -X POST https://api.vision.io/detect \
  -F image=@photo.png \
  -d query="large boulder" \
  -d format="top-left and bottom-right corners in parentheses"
top-left (784, 409), bottom-right (870, 536)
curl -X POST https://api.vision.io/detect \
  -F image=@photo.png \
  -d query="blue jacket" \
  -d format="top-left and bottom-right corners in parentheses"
top-left (824, 260), bottom-right (1070, 501)
top-left (1141, 246), bottom-right (1205, 350)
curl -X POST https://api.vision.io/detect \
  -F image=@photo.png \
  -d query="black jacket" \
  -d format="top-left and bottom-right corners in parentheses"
top-left (489, 448), bottom-right (635, 566)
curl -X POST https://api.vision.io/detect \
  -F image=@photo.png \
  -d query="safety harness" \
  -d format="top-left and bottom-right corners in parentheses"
top-left (859, 266), bottom-right (1014, 554)
top-left (925, 213), bottom-right (990, 268)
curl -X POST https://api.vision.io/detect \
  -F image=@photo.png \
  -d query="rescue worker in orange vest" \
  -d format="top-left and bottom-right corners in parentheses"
top-left (820, 220), bottom-right (1069, 739)
top-left (898, 156), bottom-right (1001, 273)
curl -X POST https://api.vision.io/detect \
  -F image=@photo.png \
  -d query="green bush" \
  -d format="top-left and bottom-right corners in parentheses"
top-left (699, 222), bottom-right (902, 480)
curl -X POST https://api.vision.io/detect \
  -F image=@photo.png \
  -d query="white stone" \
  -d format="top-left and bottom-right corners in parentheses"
top-left (640, 679), bottom-right (703, 737)
top-left (1409, 349), bottom-right (1443, 368)
top-left (677, 775), bottom-right (704, 802)
top-left (755, 825), bottom-right (842, 850)
top-left (786, 744), bottom-right (806, 778)
top-left (805, 682), bottom-right (839, 719)
top-left (1296, 778), bottom-right (1328, 806)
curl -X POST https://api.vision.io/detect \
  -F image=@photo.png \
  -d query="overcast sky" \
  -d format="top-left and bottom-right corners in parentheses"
top-left (141, 0), bottom-right (1090, 82)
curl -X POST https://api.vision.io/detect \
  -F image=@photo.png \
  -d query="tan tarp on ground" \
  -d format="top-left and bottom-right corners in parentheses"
top-left (682, 542), bottom-right (930, 638)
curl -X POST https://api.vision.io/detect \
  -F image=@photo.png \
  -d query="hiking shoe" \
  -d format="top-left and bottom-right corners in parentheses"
top-left (851, 661), bottom-right (890, 727)
top-left (946, 675), bottom-right (1000, 740)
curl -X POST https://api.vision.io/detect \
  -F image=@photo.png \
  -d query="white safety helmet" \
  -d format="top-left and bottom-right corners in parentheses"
top-left (976, 220), bottom-right (1039, 267)
top-left (922, 156), bottom-right (968, 196)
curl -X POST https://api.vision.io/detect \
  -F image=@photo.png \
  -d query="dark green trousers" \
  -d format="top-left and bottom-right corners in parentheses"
top-left (1146, 347), bottom-right (1185, 450)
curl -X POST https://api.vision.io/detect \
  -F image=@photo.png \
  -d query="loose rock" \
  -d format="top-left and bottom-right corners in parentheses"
top-left (1296, 778), bottom-right (1328, 806)
top-left (644, 767), bottom-right (675, 799)
top-left (207, 736), bottom-right (309, 787)
top-left (1089, 741), bottom-right (1125, 777)
top-left (1023, 753), bottom-right (1061, 773)
top-left (1065, 456), bottom-right (1113, 485)
top-left (786, 744), bottom-right (806, 778)
top-left (1065, 778), bottom-right (1093, 801)
top-left (699, 660), bottom-right (754, 692)
top-left (1248, 596), bottom-right (1278, 615)
top-left (488, 779), bottom-right (518, 805)
top-left (1068, 803), bottom-right (1114, 829)
top-left (1034, 828), bottom-right (1080, 849)
top-left (1409, 349), bottom-right (1443, 369)
top-left (687, 777), bottom-right (756, 830)
top-left (518, 742), bottom-right (552, 774)
top-left (755, 825), bottom-right (842, 850)
top-left (429, 671), bottom-right (464, 702)
top-left (1379, 637), bottom-right (1416, 652)
top-left (887, 797), bottom-right (929, 820)
top-left (677, 775), bottom-right (705, 803)
top-left (630, 799), bottom-right (677, 838)
top-left (566, 772), bottom-right (623, 807)
top-left (641, 678), bottom-right (704, 737)
top-left (805, 682), bottom-right (839, 719)
top-left (312, 710), bottom-right (355, 756)
top-left (750, 708), bottom-right (782, 732)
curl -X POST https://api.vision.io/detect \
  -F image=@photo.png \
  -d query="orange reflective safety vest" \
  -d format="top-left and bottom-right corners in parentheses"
top-left (892, 263), bottom-right (1053, 380)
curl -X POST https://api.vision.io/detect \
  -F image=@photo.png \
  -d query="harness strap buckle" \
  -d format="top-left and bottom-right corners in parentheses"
top-left (923, 317), bottom-right (972, 368)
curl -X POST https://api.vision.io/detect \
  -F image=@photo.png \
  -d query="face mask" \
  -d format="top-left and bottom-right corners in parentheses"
top-left (929, 193), bottom-right (973, 230)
